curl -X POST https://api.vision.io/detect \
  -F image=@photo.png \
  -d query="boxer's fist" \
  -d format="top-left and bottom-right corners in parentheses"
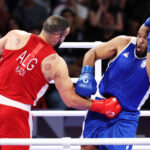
top-left (144, 17), bottom-right (150, 30)
top-left (75, 65), bottom-right (97, 97)
top-left (90, 97), bottom-right (121, 119)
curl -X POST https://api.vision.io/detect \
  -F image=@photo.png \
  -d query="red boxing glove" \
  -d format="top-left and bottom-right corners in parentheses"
top-left (90, 97), bottom-right (121, 119)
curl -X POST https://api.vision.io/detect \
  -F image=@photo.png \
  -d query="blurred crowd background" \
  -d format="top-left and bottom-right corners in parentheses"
top-left (1, 0), bottom-right (150, 110)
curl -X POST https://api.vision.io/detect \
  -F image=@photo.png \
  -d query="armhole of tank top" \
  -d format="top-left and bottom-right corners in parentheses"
top-left (107, 37), bottom-right (135, 67)
top-left (118, 36), bottom-right (136, 55)
top-left (121, 36), bottom-right (135, 51)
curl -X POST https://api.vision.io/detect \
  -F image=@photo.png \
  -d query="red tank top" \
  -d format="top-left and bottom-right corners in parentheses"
top-left (0, 34), bottom-right (56, 105)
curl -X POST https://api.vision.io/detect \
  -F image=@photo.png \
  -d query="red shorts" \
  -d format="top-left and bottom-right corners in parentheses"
top-left (0, 95), bottom-right (32, 150)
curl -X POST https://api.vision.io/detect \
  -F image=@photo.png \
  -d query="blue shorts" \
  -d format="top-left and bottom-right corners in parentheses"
top-left (82, 108), bottom-right (140, 150)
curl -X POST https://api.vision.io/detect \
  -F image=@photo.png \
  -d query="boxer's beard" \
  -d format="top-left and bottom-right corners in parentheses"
top-left (135, 47), bottom-right (147, 58)
top-left (54, 40), bottom-right (62, 51)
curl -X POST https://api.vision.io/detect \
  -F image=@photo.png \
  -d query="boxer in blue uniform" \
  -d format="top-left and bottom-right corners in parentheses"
top-left (76, 18), bottom-right (150, 150)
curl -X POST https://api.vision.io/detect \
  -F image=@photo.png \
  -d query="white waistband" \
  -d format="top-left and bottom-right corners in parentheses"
top-left (0, 95), bottom-right (31, 111)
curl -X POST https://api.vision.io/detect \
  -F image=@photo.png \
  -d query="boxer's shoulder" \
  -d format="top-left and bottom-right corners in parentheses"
top-left (113, 35), bottom-right (135, 53)
top-left (5, 30), bottom-right (31, 50)
top-left (115, 35), bottom-right (134, 43)
top-left (10, 30), bottom-right (31, 39)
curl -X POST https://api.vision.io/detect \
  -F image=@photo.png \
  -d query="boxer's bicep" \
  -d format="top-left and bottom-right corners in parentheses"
top-left (94, 36), bottom-right (130, 60)
top-left (42, 54), bottom-right (75, 101)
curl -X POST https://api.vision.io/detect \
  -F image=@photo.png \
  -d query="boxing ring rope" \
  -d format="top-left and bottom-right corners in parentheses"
top-left (31, 110), bottom-right (150, 117)
top-left (0, 138), bottom-right (150, 150)
top-left (31, 145), bottom-right (150, 150)
top-left (1, 137), bottom-right (150, 145)
top-left (59, 41), bottom-right (102, 49)
top-left (1, 42), bottom-right (150, 149)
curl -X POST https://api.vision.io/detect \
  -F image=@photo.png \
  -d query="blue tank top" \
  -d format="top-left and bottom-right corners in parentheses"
top-left (99, 37), bottom-right (150, 111)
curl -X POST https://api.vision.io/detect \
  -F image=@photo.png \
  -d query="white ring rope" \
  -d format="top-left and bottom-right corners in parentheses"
top-left (59, 41), bottom-right (102, 49)
top-left (0, 138), bottom-right (150, 145)
top-left (31, 110), bottom-right (150, 117)
top-left (30, 145), bottom-right (150, 150)
top-left (31, 146), bottom-right (81, 150)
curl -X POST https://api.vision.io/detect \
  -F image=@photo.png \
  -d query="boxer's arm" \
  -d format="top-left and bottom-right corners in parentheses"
top-left (146, 52), bottom-right (150, 78)
top-left (52, 58), bottom-right (121, 117)
top-left (42, 54), bottom-right (121, 117)
top-left (53, 55), bottom-right (93, 109)
top-left (42, 54), bottom-right (92, 109)
top-left (145, 29), bottom-right (150, 78)
top-left (0, 32), bottom-right (8, 57)
top-left (144, 18), bottom-right (150, 78)
top-left (82, 36), bottom-right (131, 66)
top-left (0, 30), bottom-right (17, 57)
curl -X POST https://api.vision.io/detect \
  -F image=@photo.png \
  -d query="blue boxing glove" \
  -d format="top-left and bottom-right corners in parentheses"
top-left (147, 32), bottom-right (150, 52)
top-left (144, 18), bottom-right (150, 52)
top-left (75, 65), bottom-right (97, 97)
top-left (144, 17), bottom-right (150, 30)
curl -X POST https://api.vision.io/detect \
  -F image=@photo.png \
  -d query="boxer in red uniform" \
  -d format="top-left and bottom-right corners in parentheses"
top-left (0, 15), bottom-right (121, 150)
